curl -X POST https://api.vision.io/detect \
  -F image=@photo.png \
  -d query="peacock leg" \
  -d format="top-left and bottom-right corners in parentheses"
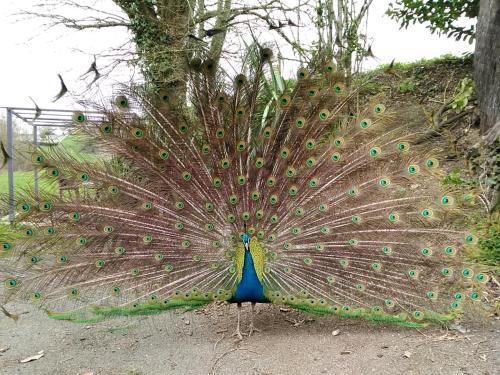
top-left (248, 302), bottom-right (261, 336)
top-left (232, 302), bottom-right (244, 340)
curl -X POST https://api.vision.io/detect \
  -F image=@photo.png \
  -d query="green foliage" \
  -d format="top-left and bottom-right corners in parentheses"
top-left (398, 79), bottom-right (417, 93)
top-left (477, 226), bottom-right (500, 266)
top-left (241, 42), bottom-right (289, 137)
top-left (451, 77), bottom-right (475, 113)
top-left (467, 213), bottom-right (500, 266)
top-left (376, 54), bottom-right (472, 72)
top-left (442, 169), bottom-right (478, 188)
top-left (361, 82), bottom-right (384, 95)
top-left (442, 170), bottom-right (464, 185)
top-left (119, 1), bottom-right (176, 87)
top-left (387, 0), bottom-right (479, 42)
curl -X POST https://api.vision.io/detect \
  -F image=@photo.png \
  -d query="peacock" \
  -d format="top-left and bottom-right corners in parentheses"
top-left (0, 48), bottom-right (487, 339)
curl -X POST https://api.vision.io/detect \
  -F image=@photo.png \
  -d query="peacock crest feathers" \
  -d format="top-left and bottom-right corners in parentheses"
top-left (0, 54), bottom-right (487, 328)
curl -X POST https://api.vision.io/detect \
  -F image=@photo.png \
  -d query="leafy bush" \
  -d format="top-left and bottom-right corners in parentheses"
top-left (387, 0), bottom-right (479, 42)
top-left (398, 79), bottom-right (417, 93)
top-left (467, 213), bottom-right (500, 266)
top-left (442, 170), bottom-right (478, 188)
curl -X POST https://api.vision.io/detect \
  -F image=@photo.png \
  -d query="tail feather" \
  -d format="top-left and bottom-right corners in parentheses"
top-left (0, 59), bottom-right (485, 326)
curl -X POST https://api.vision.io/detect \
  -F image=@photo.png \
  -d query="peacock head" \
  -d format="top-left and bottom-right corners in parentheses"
top-left (242, 233), bottom-right (250, 251)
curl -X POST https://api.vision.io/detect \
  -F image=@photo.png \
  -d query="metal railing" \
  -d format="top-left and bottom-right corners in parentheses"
top-left (2, 107), bottom-right (104, 223)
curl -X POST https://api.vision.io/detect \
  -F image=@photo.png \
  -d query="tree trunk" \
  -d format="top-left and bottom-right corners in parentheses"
top-left (116, 0), bottom-right (195, 100)
top-left (474, 0), bottom-right (500, 144)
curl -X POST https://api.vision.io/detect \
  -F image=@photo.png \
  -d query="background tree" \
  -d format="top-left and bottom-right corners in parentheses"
top-left (388, 0), bottom-right (498, 208)
top-left (22, 0), bottom-right (378, 94)
top-left (474, 0), bottom-right (500, 142)
top-left (248, 0), bottom-right (375, 83)
top-left (387, 0), bottom-right (479, 42)
top-left (474, 0), bottom-right (499, 210)
top-left (22, 0), bottom-right (302, 101)
top-left (387, 0), bottom-right (498, 138)
top-left (313, 0), bottom-right (373, 82)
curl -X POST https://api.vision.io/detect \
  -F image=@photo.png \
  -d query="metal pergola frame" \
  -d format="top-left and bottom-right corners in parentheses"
top-left (2, 107), bottom-right (104, 223)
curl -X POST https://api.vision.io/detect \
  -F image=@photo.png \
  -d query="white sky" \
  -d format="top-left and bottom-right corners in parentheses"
top-left (0, 0), bottom-right (475, 116)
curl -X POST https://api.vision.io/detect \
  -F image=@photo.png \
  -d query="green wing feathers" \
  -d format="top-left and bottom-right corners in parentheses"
top-left (0, 58), bottom-right (487, 327)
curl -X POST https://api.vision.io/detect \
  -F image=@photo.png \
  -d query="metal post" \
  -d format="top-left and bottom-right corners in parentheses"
top-left (33, 124), bottom-right (39, 199)
top-left (6, 109), bottom-right (15, 223)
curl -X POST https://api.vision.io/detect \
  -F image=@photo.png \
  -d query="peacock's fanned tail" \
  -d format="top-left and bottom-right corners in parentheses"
top-left (0, 56), bottom-right (486, 327)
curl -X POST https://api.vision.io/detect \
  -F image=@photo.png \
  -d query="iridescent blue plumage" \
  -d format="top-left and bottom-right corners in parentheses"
top-left (232, 234), bottom-right (266, 303)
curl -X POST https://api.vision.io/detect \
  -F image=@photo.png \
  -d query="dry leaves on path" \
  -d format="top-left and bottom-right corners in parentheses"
top-left (20, 350), bottom-right (44, 363)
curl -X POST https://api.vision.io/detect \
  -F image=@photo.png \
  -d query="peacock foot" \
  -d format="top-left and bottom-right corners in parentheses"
top-left (232, 327), bottom-right (245, 341)
top-left (248, 323), bottom-right (261, 337)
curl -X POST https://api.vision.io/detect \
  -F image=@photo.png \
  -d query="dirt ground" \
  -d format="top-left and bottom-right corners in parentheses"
top-left (0, 302), bottom-right (498, 375)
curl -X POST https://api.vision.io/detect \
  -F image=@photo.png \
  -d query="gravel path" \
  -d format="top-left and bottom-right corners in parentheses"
top-left (0, 303), bottom-right (498, 375)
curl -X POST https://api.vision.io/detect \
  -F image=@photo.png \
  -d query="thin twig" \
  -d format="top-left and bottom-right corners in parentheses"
top-left (209, 347), bottom-right (241, 374)
top-left (213, 333), bottom-right (225, 351)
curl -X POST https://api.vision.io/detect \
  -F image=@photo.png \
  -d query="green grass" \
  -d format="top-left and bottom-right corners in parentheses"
top-left (0, 170), bottom-right (57, 218)
top-left (59, 133), bottom-right (98, 158)
top-left (0, 171), bottom-right (56, 196)
top-left (0, 171), bottom-right (35, 195)
top-left (375, 53), bottom-right (473, 72)
top-left (39, 133), bottom-right (99, 162)
top-left (0, 133), bottom-right (99, 197)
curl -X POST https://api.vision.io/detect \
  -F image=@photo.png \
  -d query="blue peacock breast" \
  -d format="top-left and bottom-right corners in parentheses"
top-left (232, 250), bottom-right (267, 303)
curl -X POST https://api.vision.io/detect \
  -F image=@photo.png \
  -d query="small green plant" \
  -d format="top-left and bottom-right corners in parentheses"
top-left (361, 81), bottom-right (384, 95)
top-left (442, 170), bottom-right (478, 187)
top-left (467, 212), bottom-right (500, 266)
top-left (450, 78), bottom-right (475, 113)
top-left (398, 79), bottom-right (417, 93)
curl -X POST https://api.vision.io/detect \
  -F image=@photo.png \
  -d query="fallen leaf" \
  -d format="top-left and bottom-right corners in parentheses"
top-left (403, 351), bottom-right (412, 358)
top-left (332, 330), bottom-right (340, 336)
top-left (20, 350), bottom-right (44, 363)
